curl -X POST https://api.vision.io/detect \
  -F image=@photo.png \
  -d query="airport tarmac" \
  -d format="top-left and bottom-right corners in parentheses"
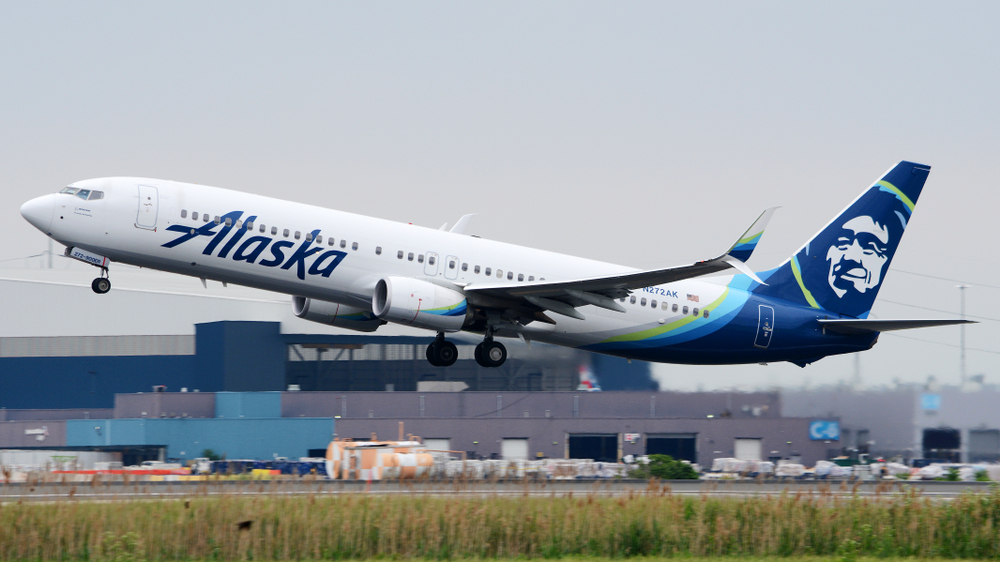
top-left (1, 478), bottom-right (995, 502)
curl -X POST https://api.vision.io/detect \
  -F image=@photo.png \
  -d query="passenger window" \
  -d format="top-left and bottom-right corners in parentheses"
top-left (630, 296), bottom-right (636, 304)
top-left (271, 226), bottom-right (278, 235)
top-left (213, 216), bottom-right (220, 225)
top-left (428, 255), bottom-right (435, 265)
top-left (192, 211), bottom-right (199, 220)
top-left (703, 310), bottom-right (710, 318)
top-left (352, 242), bottom-right (358, 251)
top-left (517, 273), bottom-right (523, 281)
top-left (305, 232), bottom-right (312, 242)
top-left (651, 299), bottom-right (657, 308)
top-left (235, 220), bottom-right (242, 229)
top-left (448, 260), bottom-right (455, 269)
top-left (340, 240), bottom-right (347, 248)
top-left (462, 263), bottom-right (468, 271)
top-left (485, 267), bottom-right (491, 276)
top-left (376, 246), bottom-right (382, 255)
top-left (75, 189), bottom-right (91, 200)
top-left (397, 251), bottom-right (404, 259)
top-left (328, 238), bottom-right (335, 246)
top-left (294, 231), bottom-right (301, 240)
top-left (181, 210), bottom-right (188, 218)
top-left (246, 221), bottom-right (253, 230)
top-left (260, 224), bottom-right (266, 233)
top-left (672, 304), bottom-right (678, 312)
top-left (693, 308), bottom-right (699, 316)
top-left (640, 298), bottom-right (647, 306)
top-left (408, 252), bottom-right (414, 261)
top-left (528, 276), bottom-right (534, 282)
top-left (89, 191), bottom-right (104, 200)
top-left (507, 271), bottom-right (514, 280)
top-left (282, 229), bottom-right (289, 237)
top-left (418, 254), bottom-right (424, 263)
top-left (620, 297), bottom-right (626, 302)
top-left (316, 235), bottom-right (322, 243)
top-left (683, 306), bottom-right (689, 314)
top-left (474, 265), bottom-right (480, 274)
top-left (204, 214), bottom-right (210, 223)
top-left (662, 302), bottom-right (669, 310)
top-left (497, 269), bottom-right (503, 279)
top-left (225, 218), bottom-right (233, 227)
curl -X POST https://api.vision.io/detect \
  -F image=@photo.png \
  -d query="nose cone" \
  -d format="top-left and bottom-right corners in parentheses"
top-left (20, 194), bottom-right (55, 234)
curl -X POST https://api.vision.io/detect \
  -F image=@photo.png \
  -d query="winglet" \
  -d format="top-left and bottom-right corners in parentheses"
top-left (726, 207), bottom-right (778, 263)
top-left (450, 214), bottom-right (477, 234)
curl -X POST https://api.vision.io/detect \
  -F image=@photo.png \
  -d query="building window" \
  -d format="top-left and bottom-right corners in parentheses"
top-left (181, 210), bottom-right (188, 218)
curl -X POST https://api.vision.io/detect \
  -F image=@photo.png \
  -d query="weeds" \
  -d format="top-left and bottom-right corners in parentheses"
top-left (2, 487), bottom-right (1000, 560)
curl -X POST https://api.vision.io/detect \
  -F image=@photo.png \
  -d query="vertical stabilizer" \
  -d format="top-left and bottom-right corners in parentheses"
top-left (753, 161), bottom-right (930, 318)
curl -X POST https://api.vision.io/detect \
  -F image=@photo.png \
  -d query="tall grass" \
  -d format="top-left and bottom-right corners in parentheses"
top-left (3, 485), bottom-right (1000, 560)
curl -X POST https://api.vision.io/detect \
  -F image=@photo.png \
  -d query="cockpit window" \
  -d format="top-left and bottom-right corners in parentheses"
top-left (89, 191), bottom-right (104, 200)
top-left (60, 187), bottom-right (79, 195)
top-left (75, 189), bottom-right (91, 200)
top-left (60, 187), bottom-right (104, 200)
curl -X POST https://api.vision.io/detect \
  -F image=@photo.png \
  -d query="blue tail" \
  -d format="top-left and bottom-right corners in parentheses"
top-left (752, 161), bottom-right (930, 319)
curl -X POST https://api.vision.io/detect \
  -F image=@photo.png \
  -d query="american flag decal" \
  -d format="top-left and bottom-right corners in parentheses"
top-left (687, 294), bottom-right (699, 302)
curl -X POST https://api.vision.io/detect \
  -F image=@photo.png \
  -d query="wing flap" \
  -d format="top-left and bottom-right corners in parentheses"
top-left (818, 318), bottom-right (975, 335)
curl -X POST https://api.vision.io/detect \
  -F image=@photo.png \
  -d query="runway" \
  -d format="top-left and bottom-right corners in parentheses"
top-left (1, 478), bottom-right (994, 502)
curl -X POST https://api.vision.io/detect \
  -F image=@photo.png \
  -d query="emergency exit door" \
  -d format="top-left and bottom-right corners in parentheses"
top-left (136, 185), bottom-right (158, 230)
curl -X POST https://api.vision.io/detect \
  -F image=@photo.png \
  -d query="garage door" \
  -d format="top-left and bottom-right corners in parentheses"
top-left (646, 433), bottom-right (697, 462)
top-left (423, 438), bottom-right (452, 452)
top-left (734, 438), bottom-right (762, 461)
top-left (501, 438), bottom-right (529, 460)
top-left (568, 434), bottom-right (619, 462)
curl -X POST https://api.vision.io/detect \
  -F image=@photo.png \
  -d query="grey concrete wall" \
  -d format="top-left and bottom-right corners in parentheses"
top-left (0, 420), bottom-right (67, 448)
top-left (114, 393), bottom-right (215, 419)
top-left (782, 389), bottom-right (917, 457)
top-left (912, 389), bottom-right (1000, 462)
top-left (0, 409), bottom-right (113, 421)
top-left (332, 416), bottom-right (828, 465)
top-left (282, 391), bottom-right (780, 420)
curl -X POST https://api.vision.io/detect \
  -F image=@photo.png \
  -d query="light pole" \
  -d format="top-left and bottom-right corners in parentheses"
top-left (957, 285), bottom-right (969, 386)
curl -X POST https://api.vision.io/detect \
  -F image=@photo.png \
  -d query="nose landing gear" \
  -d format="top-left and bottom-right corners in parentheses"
top-left (91, 268), bottom-right (111, 294)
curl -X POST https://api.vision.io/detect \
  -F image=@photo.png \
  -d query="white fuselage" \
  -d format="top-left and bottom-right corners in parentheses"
top-left (30, 177), bottom-right (728, 351)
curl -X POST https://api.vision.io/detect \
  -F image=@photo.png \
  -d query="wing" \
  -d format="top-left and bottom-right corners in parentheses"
top-left (464, 208), bottom-right (777, 322)
top-left (817, 318), bottom-right (975, 335)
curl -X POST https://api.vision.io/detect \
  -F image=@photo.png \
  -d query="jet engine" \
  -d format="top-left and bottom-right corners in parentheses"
top-left (292, 296), bottom-right (384, 332)
top-left (372, 276), bottom-right (471, 332)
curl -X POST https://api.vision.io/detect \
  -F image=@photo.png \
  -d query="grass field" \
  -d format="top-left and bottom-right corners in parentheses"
top-left (3, 485), bottom-right (1000, 560)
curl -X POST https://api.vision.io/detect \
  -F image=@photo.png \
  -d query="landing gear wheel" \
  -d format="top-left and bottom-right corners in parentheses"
top-left (476, 340), bottom-right (507, 368)
top-left (425, 336), bottom-right (458, 367)
top-left (91, 277), bottom-right (111, 294)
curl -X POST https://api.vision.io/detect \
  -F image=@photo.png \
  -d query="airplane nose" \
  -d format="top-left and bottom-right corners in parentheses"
top-left (20, 194), bottom-right (55, 234)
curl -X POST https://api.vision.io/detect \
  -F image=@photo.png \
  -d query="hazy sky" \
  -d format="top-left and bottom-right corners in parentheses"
top-left (1, 2), bottom-right (997, 391)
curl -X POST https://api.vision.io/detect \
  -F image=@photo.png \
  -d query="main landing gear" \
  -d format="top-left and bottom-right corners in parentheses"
top-left (425, 332), bottom-right (508, 368)
top-left (91, 268), bottom-right (111, 294)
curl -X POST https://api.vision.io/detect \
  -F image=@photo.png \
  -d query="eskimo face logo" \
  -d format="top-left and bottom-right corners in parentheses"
top-left (825, 215), bottom-right (890, 297)
top-left (163, 211), bottom-right (347, 281)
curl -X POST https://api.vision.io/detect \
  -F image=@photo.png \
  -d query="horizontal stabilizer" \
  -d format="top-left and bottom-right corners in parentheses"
top-left (818, 318), bottom-right (975, 335)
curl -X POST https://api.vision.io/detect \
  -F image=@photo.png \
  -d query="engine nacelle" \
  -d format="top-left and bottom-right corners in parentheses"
top-left (372, 276), bottom-right (470, 333)
top-left (292, 296), bottom-right (384, 332)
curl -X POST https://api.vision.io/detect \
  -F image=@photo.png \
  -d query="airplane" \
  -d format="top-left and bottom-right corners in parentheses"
top-left (19, 161), bottom-right (971, 369)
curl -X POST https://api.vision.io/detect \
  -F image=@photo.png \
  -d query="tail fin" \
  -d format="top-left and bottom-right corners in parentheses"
top-left (753, 161), bottom-right (930, 318)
